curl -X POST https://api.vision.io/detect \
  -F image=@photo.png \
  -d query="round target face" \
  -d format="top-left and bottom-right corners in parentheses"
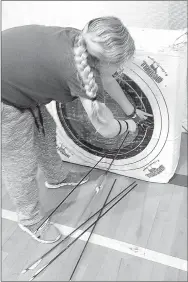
top-left (56, 74), bottom-right (154, 159)
top-left (54, 60), bottom-right (169, 172)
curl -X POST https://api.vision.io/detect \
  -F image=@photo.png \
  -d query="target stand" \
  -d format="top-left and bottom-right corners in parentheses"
top-left (47, 28), bottom-right (187, 183)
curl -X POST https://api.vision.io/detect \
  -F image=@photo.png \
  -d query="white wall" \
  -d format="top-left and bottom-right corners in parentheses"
top-left (2, 1), bottom-right (187, 31)
top-left (2, 1), bottom-right (187, 131)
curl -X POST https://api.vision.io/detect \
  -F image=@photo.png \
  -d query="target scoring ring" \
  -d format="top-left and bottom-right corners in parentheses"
top-left (55, 60), bottom-right (169, 171)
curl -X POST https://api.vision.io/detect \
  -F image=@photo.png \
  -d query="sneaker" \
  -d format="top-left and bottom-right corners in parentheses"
top-left (18, 219), bottom-right (61, 244)
top-left (45, 171), bottom-right (89, 189)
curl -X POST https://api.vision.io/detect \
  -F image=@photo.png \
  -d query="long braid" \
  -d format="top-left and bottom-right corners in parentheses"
top-left (74, 35), bottom-right (98, 98)
top-left (74, 35), bottom-right (107, 124)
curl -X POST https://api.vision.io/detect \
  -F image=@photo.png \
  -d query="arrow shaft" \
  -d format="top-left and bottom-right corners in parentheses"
top-left (69, 179), bottom-right (117, 281)
top-left (23, 180), bottom-right (136, 272)
top-left (31, 183), bottom-right (137, 280)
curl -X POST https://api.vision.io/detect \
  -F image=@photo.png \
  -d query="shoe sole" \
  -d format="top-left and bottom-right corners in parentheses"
top-left (45, 176), bottom-right (89, 189)
top-left (18, 222), bottom-right (61, 244)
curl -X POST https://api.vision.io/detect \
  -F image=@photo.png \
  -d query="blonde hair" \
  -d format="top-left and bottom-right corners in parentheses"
top-left (73, 16), bottom-right (135, 124)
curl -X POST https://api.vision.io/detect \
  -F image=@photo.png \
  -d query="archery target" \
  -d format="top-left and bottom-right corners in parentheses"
top-left (47, 29), bottom-right (187, 183)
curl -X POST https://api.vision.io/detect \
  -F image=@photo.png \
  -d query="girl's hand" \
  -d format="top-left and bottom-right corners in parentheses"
top-left (136, 109), bottom-right (153, 120)
top-left (126, 119), bottom-right (137, 133)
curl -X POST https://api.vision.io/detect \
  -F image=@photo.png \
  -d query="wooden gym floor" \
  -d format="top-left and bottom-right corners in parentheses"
top-left (1, 133), bottom-right (187, 281)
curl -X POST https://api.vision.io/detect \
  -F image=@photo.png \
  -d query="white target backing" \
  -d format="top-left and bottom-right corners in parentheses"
top-left (47, 28), bottom-right (187, 183)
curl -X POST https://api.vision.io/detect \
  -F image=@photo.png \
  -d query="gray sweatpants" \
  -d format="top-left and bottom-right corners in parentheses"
top-left (2, 102), bottom-right (69, 226)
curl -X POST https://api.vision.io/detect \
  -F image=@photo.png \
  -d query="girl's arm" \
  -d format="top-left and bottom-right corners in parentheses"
top-left (79, 97), bottom-right (131, 138)
top-left (101, 75), bottom-right (135, 115)
top-left (101, 75), bottom-right (153, 121)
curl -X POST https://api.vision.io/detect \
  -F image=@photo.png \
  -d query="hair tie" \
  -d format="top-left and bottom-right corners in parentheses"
top-left (90, 96), bottom-right (97, 101)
